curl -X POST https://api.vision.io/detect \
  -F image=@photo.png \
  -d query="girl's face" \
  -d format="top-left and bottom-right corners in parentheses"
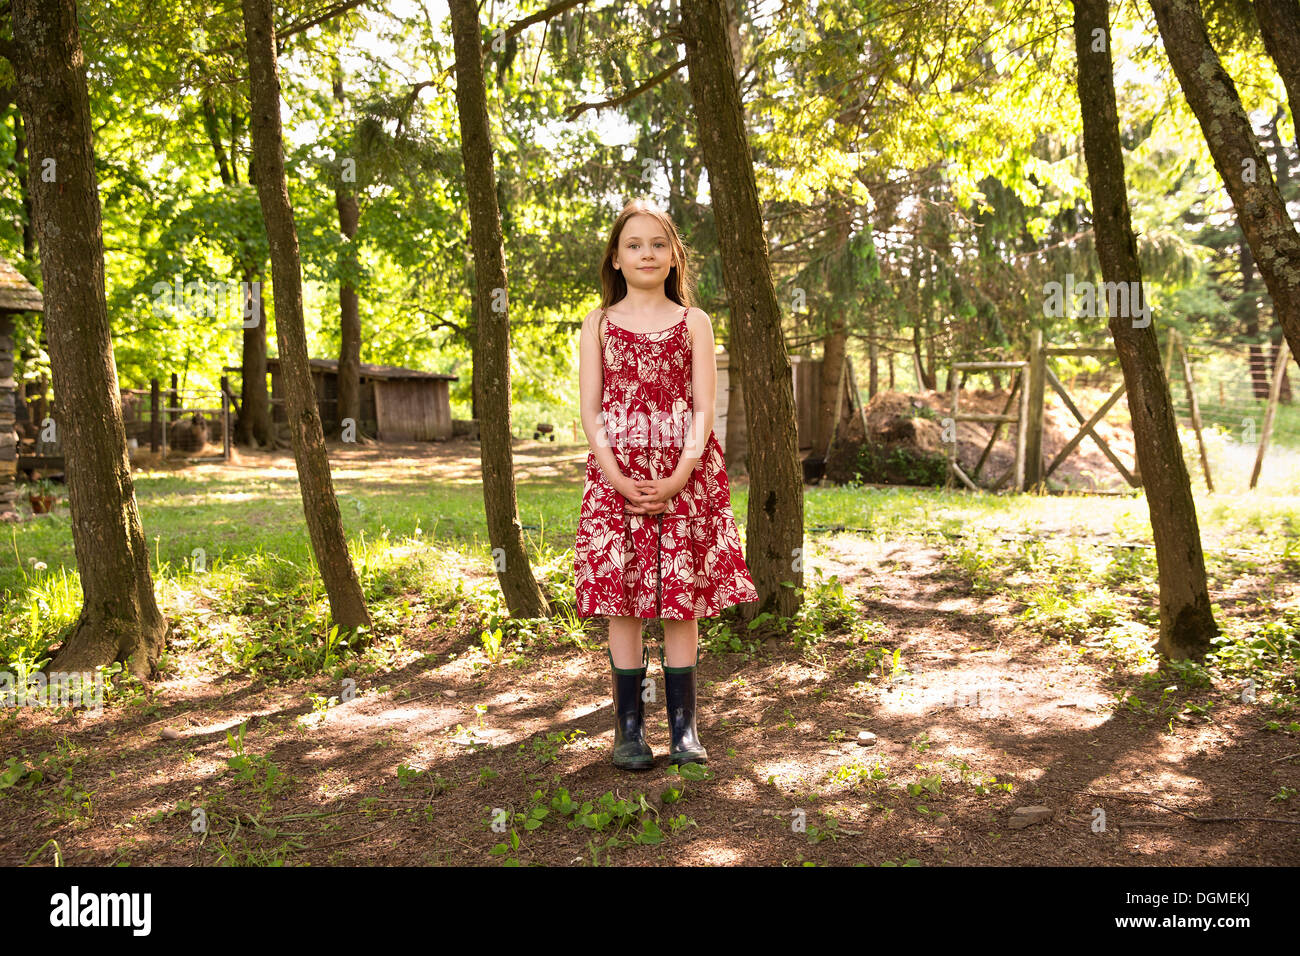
top-left (613, 213), bottom-right (674, 288)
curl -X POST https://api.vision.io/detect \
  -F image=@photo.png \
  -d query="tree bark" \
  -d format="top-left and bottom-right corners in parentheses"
top-left (10, 0), bottom-right (169, 678)
top-left (868, 325), bottom-right (879, 398)
top-left (447, 0), bottom-right (549, 618)
top-left (725, 329), bottom-right (749, 478)
top-left (816, 215), bottom-right (852, 457)
top-left (235, 263), bottom-right (272, 446)
top-left (1150, 0), bottom-right (1300, 371)
top-left (1254, 0), bottom-right (1300, 135)
top-left (1074, 0), bottom-right (1217, 659)
top-left (818, 318), bottom-right (847, 457)
top-left (234, 262), bottom-right (272, 445)
top-left (240, 0), bottom-right (372, 630)
top-left (333, 64), bottom-right (362, 438)
top-left (680, 0), bottom-right (803, 620)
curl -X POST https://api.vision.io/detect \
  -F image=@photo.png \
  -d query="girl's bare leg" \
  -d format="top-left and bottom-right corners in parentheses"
top-left (608, 615), bottom-right (644, 669)
top-left (662, 617), bottom-right (699, 667)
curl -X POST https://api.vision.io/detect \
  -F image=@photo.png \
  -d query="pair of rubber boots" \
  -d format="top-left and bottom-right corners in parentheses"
top-left (608, 643), bottom-right (707, 770)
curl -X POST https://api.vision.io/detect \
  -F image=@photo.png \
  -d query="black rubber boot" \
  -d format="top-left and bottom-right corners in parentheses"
top-left (660, 644), bottom-right (708, 766)
top-left (609, 644), bottom-right (653, 771)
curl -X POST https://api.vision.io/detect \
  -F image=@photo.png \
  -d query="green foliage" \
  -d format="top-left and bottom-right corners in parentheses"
top-left (852, 442), bottom-right (950, 487)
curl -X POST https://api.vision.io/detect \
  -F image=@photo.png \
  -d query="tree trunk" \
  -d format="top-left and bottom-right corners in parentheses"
top-left (1074, 0), bottom-right (1217, 659)
top-left (202, 95), bottom-right (271, 450)
top-left (333, 65), bottom-right (362, 438)
top-left (10, 0), bottom-right (169, 678)
top-left (816, 214), bottom-right (852, 455)
top-left (681, 0), bottom-right (803, 620)
top-left (1149, 0), bottom-right (1300, 371)
top-left (1255, 0), bottom-right (1300, 135)
top-left (235, 265), bottom-right (272, 446)
top-left (725, 329), bottom-right (749, 478)
top-left (447, 0), bottom-right (549, 618)
top-left (240, 0), bottom-right (372, 631)
top-left (868, 325), bottom-right (879, 398)
top-left (818, 317), bottom-right (847, 459)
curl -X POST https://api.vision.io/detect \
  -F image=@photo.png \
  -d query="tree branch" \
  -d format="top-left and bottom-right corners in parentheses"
top-left (493, 0), bottom-right (585, 46)
top-left (278, 0), bottom-right (370, 44)
top-left (563, 58), bottom-right (686, 121)
top-left (211, 0), bottom-right (371, 56)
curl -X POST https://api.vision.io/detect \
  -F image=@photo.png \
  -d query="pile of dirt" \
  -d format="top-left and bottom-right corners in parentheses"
top-left (823, 387), bottom-right (1138, 491)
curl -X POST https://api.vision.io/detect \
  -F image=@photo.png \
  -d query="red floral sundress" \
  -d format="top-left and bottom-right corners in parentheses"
top-left (574, 304), bottom-right (759, 619)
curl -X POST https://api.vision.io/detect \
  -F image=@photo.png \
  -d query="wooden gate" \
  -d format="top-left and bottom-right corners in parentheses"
top-left (947, 330), bottom-right (1141, 492)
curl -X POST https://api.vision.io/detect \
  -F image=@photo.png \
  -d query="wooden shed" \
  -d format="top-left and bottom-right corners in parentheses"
top-left (265, 357), bottom-right (458, 441)
top-left (0, 256), bottom-right (42, 518)
top-left (714, 351), bottom-right (830, 454)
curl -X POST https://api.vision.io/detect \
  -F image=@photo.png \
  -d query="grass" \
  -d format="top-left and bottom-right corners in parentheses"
top-left (1, 455), bottom-right (1298, 714)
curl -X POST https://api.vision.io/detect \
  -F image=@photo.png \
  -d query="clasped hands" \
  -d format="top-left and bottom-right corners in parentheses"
top-left (619, 476), bottom-right (683, 516)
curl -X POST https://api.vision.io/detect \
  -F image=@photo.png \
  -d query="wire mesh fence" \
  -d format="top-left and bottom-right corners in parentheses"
top-left (1167, 337), bottom-right (1298, 494)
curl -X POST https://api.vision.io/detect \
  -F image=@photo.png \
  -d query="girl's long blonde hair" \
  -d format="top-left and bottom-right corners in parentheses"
top-left (599, 199), bottom-right (696, 309)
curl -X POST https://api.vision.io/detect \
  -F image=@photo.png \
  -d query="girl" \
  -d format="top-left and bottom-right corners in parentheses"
top-left (574, 198), bottom-right (758, 771)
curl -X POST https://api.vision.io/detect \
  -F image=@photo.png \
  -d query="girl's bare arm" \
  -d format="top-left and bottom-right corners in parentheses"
top-left (666, 307), bottom-right (716, 490)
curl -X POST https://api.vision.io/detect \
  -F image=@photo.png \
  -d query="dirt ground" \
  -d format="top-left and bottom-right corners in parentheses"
top-left (1, 439), bottom-right (1297, 867)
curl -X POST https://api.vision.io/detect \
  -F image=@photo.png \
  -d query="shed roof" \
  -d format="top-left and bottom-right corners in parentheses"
top-left (0, 256), bottom-right (43, 313)
top-left (265, 357), bottom-right (457, 382)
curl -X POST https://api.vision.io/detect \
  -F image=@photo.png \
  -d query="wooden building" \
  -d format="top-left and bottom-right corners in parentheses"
top-left (0, 256), bottom-right (42, 518)
top-left (264, 357), bottom-right (458, 441)
top-left (714, 351), bottom-right (832, 454)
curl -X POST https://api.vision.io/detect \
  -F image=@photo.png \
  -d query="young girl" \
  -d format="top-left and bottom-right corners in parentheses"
top-left (574, 199), bottom-right (758, 771)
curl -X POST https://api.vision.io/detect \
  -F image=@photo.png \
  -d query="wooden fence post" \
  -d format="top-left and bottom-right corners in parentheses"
top-left (947, 364), bottom-right (958, 489)
top-left (150, 378), bottom-right (160, 453)
top-left (1023, 328), bottom-right (1045, 490)
top-left (1177, 336), bottom-right (1214, 493)
top-left (169, 372), bottom-right (179, 425)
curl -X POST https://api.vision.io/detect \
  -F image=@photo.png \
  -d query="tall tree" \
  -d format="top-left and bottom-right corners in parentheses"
top-left (240, 0), bottom-right (372, 630)
top-left (447, 0), bottom-right (549, 617)
top-left (332, 60), bottom-right (362, 437)
top-left (1149, 0), bottom-right (1300, 368)
top-left (1072, 0), bottom-right (1218, 658)
top-left (5, 0), bottom-right (169, 677)
top-left (199, 88), bottom-right (274, 448)
top-left (1254, 0), bottom-right (1300, 134)
top-left (679, 0), bottom-right (804, 619)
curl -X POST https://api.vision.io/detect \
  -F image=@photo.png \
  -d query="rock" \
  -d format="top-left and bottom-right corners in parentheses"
top-left (856, 731), bottom-right (877, 747)
top-left (160, 728), bottom-right (182, 740)
top-left (1008, 805), bottom-right (1053, 829)
top-left (442, 689), bottom-right (457, 698)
